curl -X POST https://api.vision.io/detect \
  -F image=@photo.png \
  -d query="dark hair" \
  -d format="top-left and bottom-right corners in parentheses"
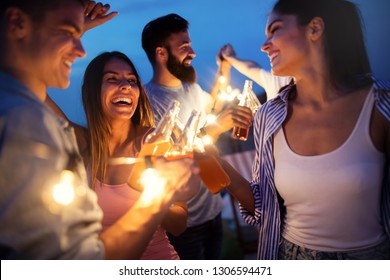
top-left (82, 51), bottom-right (155, 188)
top-left (0, 0), bottom-right (87, 22)
top-left (141, 13), bottom-right (189, 65)
top-left (272, 0), bottom-right (372, 91)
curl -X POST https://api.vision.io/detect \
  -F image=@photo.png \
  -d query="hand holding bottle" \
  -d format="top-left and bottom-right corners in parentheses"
top-left (232, 80), bottom-right (261, 141)
top-left (139, 156), bottom-right (200, 205)
top-left (128, 100), bottom-right (180, 191)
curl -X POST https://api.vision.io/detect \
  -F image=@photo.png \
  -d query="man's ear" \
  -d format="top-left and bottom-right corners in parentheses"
top-left (5, 7), bottom-right (30, 39)
top-left (307, 16), bottom-right (324, 41)
top-left (155, 46), bottom-right (167, 62)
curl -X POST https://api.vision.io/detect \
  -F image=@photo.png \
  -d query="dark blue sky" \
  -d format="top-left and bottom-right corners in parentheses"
top-left (48, 0), bottom-right (390, 125)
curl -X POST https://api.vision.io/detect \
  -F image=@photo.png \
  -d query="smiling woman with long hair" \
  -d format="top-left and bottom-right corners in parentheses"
top-left (47, 51), bottom-right (194, 259)
top-left (223, 0), bottom-right (390, 260)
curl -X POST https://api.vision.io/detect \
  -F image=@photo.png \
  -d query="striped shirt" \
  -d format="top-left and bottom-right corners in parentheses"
top-left (240, 77), bottom-right (390, 259)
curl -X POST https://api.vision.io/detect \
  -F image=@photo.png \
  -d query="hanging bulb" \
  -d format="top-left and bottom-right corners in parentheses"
top-left (218, 74), bottom-right (227, 84)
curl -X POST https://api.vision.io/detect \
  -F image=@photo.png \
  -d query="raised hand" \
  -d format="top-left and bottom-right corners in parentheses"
top-left (83, 1), bottom-right (118, 32)
top-left (220, 44), bottom-right (237, 61)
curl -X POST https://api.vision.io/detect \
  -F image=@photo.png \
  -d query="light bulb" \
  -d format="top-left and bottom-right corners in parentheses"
top-left (138, 168), bottom-right (167, 204)
top-left (206, 114), bottom-right (217, 124)
top-left (218, 75), bottom-right (227, 84)
top-left (201, 135), bottom-right (213, 146)
top-left (52, 170), bottom-right (75, 206)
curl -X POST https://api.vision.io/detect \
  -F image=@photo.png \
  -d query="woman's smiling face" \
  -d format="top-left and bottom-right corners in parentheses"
top-left (100, 57), bottom-right (140, 122)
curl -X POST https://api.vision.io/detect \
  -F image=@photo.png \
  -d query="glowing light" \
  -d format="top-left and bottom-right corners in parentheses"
top-left (52, 170), bottom-right (75, 206)
top-left (201, 135), bottom-right (213, 146)
top-left (206, 114), bottom-right (217, 124)
top-left (227, 88), bottom-right (239, 101)
top-left (218, 75), bottom-right (227, 84)
top-left (218, 86), bottom-right (238, 102)
top-left (193, 137), bottom-right (206, 152)
top-left (138, 168), bottom-right (167, 204)
top-left (218, 90), bottom-right (227, 101)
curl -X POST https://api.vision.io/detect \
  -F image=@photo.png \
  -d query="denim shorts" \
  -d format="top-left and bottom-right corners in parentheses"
top-left (278, 237), bottom-right (390, 260)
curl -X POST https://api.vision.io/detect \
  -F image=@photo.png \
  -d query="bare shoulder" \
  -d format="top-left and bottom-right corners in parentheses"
top-left (371, 101), bottom-right (390, 155)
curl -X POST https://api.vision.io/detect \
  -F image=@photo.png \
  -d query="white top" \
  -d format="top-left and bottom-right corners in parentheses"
top-left (274, 88), bottom-right (386, 251)
top-left (258, 69), bottom-right (292, 100)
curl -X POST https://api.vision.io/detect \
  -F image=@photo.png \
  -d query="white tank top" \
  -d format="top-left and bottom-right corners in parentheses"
top-left (274, 88), bottom-right (386, 251)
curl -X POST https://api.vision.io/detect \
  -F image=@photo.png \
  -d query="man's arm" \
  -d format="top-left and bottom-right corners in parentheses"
top-left (219, 44), bottom-right (263, 87)
top-left (222, 56), bottom-right (263, 85)
top-left (220, 44), bottom-right (292, 100)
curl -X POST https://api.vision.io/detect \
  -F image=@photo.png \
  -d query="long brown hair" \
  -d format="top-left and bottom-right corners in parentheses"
top-left (272, 0), bottom-right (372, 91)
top-left (81, 51), bottom-right (155, 188)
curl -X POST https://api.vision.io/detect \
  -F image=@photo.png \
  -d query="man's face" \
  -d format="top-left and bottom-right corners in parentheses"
top-left (26, 0), bottom-right (86, 91)
top-left (166, 31), bottom-right (196, 84)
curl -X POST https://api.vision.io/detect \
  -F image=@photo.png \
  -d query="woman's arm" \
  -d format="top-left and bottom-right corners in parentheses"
top-left (218, 158), bottom-right (255, 214)
top-left (202, 145), bottom-right (255, 214)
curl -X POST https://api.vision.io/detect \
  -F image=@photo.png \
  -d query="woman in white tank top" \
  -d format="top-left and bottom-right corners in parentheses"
top-left (221, 0), bottom-right (390, 259)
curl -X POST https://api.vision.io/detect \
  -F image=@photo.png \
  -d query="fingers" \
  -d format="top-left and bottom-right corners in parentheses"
top-left (84, 1), bottom-right (97, 17)
top-left (153, 157), bottom-right (201, 203)
top-left (83, 2), bottom-right (118, 32)
top-left (85, 2), bottom-right (110, 20)
top-left (232, 105), bottom-right (253, 127)
top-left (220, 43), bottom-right (235, 59)
top-left (233, 105), bottom-right (253, 117)
top-left (154, 157), bottom-right (196, 189)
top-left (215, 105), bottom-right (253, 130)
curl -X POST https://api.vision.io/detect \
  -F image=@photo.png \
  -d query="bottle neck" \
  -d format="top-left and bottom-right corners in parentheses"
top-left (145, 100), bottom-right (180, 143)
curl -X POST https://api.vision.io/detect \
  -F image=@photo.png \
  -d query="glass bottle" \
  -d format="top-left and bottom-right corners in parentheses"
top-left (144, 100), bottom-right (180, 146)
top-left (171, 109), bottom-right (201, 155)
top-left (128, 100), bottom-right (180, 191)
top-left (232, 80), bottom-right (260, 141)
top-left (246, 81), bottom-right (262, 114)
top-left (195, 150), bottom-right (231, 194)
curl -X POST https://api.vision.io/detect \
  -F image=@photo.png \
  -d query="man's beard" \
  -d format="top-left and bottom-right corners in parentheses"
top-left (166, 51), bottom-right (197, 84)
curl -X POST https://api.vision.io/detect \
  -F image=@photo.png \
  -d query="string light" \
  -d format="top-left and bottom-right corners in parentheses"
top-left (201, 135), bottom-right (213, 146)
top-left (205, 113), bottom-right (217, 124)
top-left (218, 74), bottom-right (227, 84)
top-left (52, 170), bottom-right (76, 206)
top-left (138, 167), bottom-right (167, 204)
